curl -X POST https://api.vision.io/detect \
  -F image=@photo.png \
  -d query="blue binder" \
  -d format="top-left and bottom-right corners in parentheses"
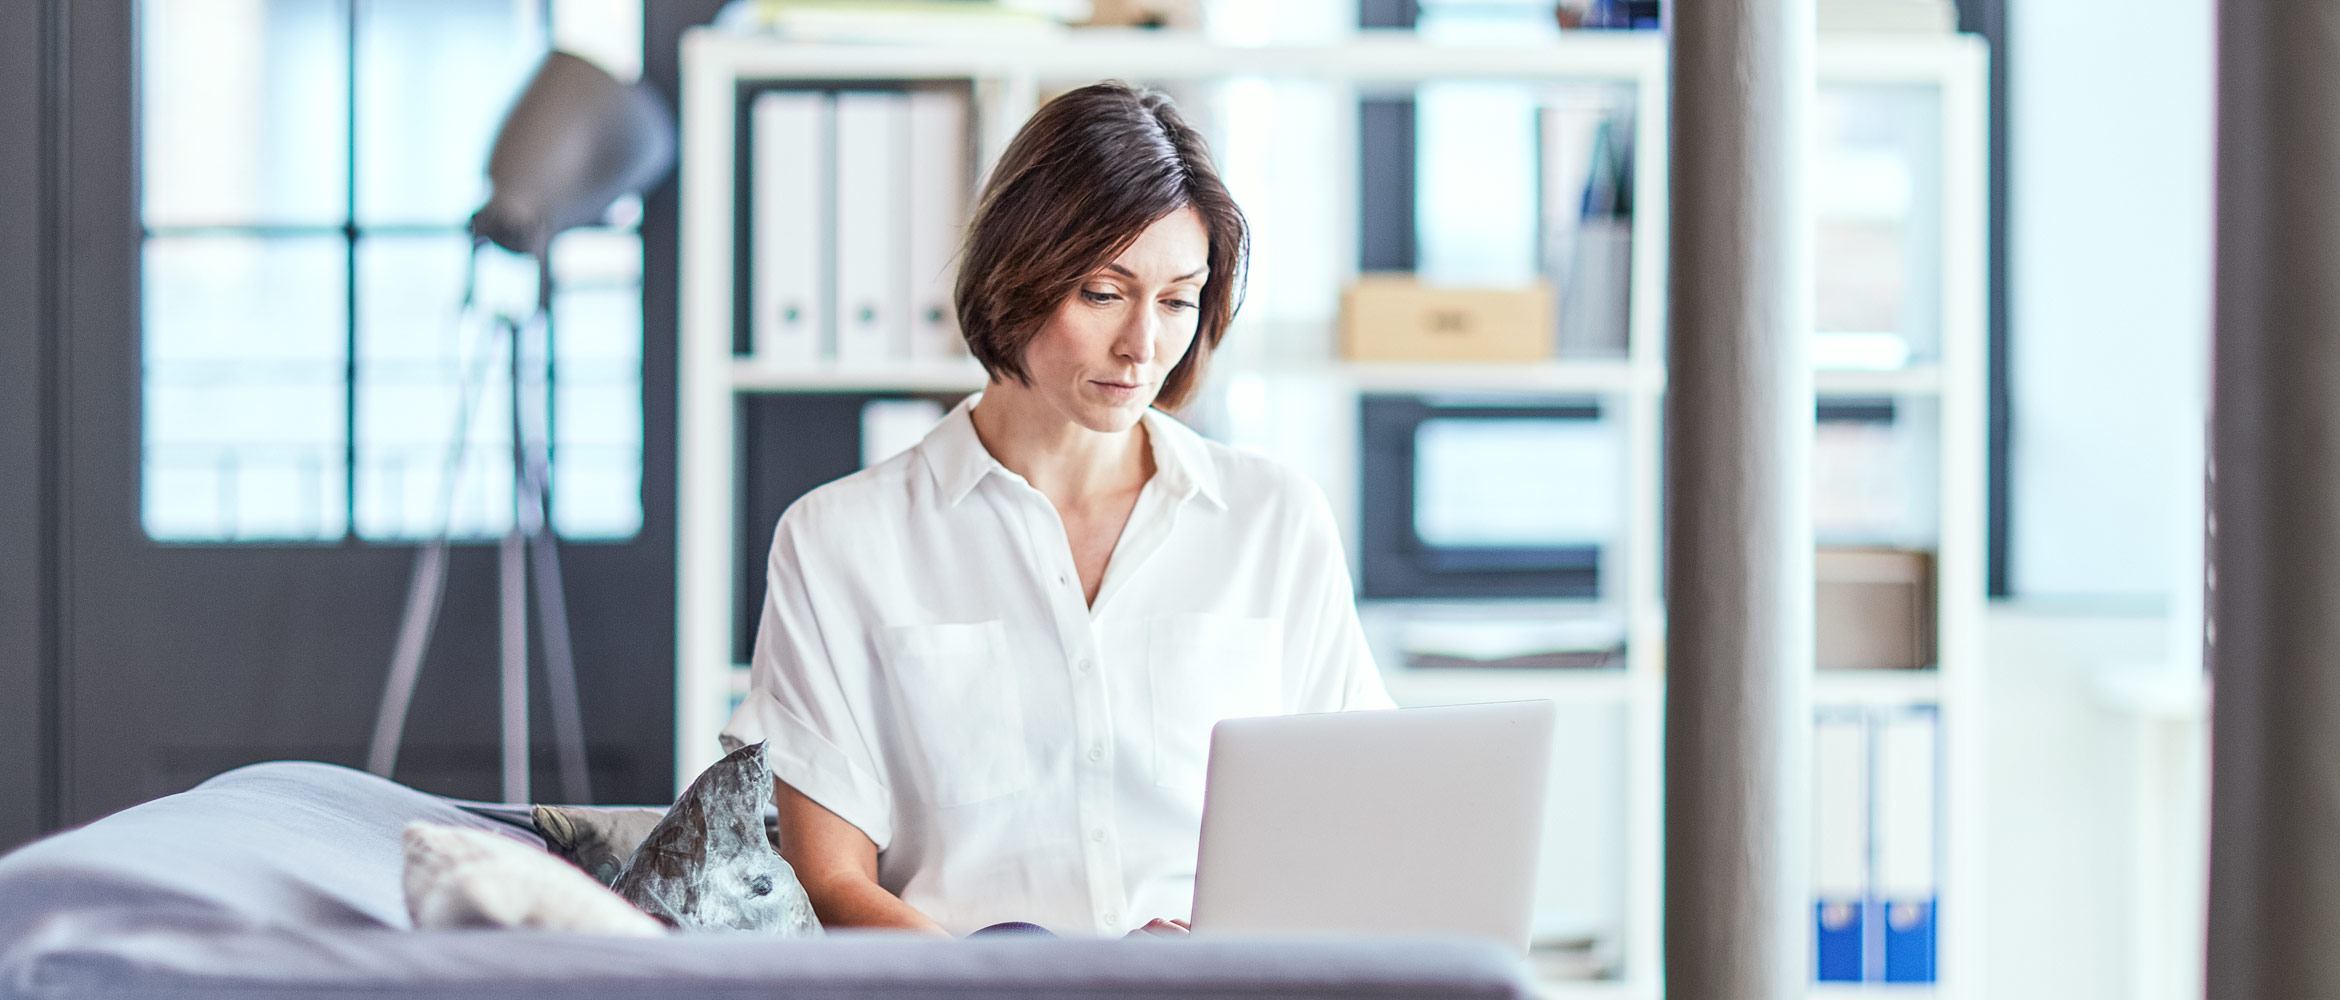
top-left (1884, 898), bottom-right (1937, 982)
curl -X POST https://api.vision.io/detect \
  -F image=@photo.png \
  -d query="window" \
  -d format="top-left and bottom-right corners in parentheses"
top-left (139, 0), bottom-right (646, 543)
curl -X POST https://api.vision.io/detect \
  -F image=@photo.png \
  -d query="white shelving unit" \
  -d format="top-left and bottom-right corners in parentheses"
top-left (676, 27), bottom-right (1987, 1000)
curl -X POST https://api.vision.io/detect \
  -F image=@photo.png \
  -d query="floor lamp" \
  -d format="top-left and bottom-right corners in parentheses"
top-left (366, 51), bottom-right (675, 805)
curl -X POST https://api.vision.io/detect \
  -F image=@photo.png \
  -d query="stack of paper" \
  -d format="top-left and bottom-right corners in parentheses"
top-left (1399, 618), bottom-right (1625, 671)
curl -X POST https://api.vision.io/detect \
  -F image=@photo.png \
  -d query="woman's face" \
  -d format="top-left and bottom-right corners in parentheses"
top-left (1015, 205), bottom-right (1210, 433)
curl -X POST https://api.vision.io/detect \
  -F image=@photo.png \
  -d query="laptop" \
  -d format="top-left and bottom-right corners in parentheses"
top-left (1189, 700), bottom-right (1558, 952)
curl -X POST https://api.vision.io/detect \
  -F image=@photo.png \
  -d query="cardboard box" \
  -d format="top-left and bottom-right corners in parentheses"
top-left (1816, 547), bottom-right (1935, 671)
top-left (1339, 274), bottom-right (1555, 362)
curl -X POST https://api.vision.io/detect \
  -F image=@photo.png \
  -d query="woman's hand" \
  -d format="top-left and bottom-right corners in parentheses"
top-left (1125, 918), bottom-right (1191, 939)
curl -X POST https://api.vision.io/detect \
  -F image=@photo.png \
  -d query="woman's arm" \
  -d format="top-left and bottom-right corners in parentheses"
top-left (773, 777), bottom-right (949, 936)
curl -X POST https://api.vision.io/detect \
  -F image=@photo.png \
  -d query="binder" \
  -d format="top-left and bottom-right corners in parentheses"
top-left (832, 91), bottom-right (910, 366)
top-left (1812, 709), bottom-right (1871, 983)
top-left (749, 90), bottom-right (829, 366)
top-left (1557, 111), bottom-right (1633, 357)
top-left (904, 88), bottom-right (970, 361)
top-left (1873, 705), bottom-right (1939, 983)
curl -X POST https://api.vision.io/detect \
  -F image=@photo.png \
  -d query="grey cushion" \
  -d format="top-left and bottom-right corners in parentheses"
top-left (532, 804), bottom-right (668, 886)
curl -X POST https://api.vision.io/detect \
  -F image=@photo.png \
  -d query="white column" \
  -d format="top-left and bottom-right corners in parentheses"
top-left (1662, 0), bottom-right (1815, 995)
top-left (2205, 0), bottom-right (2340, 995)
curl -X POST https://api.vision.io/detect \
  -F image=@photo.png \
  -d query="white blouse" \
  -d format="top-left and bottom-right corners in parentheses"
top-left (719, 396), bottom-right (1392, 937)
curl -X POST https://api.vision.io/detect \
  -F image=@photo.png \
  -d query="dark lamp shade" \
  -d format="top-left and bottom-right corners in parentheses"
top-left (471, 51), bottom-right (675, 259)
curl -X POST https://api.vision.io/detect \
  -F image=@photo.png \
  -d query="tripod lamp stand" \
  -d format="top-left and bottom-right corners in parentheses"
top-left (366, 51), bottom-right (675, 805)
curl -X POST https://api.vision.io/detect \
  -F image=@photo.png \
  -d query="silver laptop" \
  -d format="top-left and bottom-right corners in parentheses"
top-left (1189, 700), bottom-right (1558, 952)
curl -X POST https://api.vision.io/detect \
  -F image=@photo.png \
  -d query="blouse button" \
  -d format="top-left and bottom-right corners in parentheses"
top-left (1088, 744), bottom-right (1104, 763)
top-left (1078, 658), bottom-right (1094, 673)
top-left (1092, 829), bottom-right (1108, 843)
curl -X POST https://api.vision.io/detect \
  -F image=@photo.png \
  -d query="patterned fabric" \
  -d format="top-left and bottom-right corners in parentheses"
top-left (612, 743), bottom-right (821, 936)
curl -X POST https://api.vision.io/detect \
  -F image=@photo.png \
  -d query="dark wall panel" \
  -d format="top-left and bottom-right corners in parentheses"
top-left (35, 0), bottom-right (706, 829)
top-left (0, 0), bottom-right (53, 850)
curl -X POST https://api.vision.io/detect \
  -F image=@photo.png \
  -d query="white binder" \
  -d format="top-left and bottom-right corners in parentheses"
top-left (750, 90), bottom-right (828, 366)
top-left (832, 91), bottom-right (910, 366)
top-left (1812, 709), bottom-right (1871, 982)
top-left (904, 88), bottom-right (970, 362)
top-left (1873, 705), bottom-right (1939, 982)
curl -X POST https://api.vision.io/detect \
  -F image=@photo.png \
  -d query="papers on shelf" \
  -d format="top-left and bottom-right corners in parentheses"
top-left (1399, 617), bottom-right (1625, 670)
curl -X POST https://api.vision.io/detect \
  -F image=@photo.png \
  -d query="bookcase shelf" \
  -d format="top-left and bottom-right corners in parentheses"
top-left (1814, 668), bottom-right (1944, 706)
top-left (730, 358), bottom-right (987, 393)
top-left (677, 26), bottom-right (1987, 999)
top-left (725, 357), bottom-right (1948, 397)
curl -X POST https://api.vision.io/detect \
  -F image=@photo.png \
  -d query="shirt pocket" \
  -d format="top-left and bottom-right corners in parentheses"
top-left (1149, 614), bottom-right (1285, 792)
top-left (882, 620), bottom-right (1033, 807)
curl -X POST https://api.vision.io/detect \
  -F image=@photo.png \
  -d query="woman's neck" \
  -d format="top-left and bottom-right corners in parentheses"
top-left (967, 382), bottom-right (1154, 507)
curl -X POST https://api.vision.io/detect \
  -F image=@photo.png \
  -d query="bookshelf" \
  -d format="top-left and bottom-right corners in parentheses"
top-left (675, 26), bottom-right (1987, 999)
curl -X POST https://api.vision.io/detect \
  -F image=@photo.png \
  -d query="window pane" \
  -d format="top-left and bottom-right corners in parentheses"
top-left (552, 0), bottom-right (643, 82)
top-left (356, 0), bottom-right (543, 226)
top-left (353, 234), bottom-right (541, 539)
top-left (141, 0), bottom-right (349, 227)
top-left (548, 229), bottom-right (643, 538)
top-left (1417, 0), bottom-right (1560, 39)
top-left (142, 235), bottom-right (348, 540)
top-left (1416, 81), bottom-right (1541, 286)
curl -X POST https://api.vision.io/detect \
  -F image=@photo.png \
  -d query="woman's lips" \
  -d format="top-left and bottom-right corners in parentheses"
top-left (1090, 379), bottom-right (1144, 402)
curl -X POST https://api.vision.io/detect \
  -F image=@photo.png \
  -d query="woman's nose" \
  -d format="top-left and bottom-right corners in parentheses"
top-left (1116, 307), bottom-right (1158, 365)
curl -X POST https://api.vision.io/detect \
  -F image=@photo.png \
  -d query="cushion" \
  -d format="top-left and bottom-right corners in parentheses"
top-left (401, 821), bottom-right (664, 937)
top-left (611, 742), bottom-right (821, 935)
top-left (531, 804), bottom-right (668, 886)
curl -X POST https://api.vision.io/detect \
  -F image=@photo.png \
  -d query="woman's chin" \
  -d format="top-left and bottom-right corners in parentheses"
top-left (1065, 396), bottom-right (1152, 433)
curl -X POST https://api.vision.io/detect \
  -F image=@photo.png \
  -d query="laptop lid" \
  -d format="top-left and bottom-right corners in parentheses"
top-left (1190, 700), bottom-right (1558, 952)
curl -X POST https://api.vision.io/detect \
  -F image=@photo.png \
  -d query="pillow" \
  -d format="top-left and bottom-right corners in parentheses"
top-left (400, 821), bottom-right (665, 937)
top-left (611, 742), bottom-right (821, 935)
top-left (531, 804), bottom-right (668, 886)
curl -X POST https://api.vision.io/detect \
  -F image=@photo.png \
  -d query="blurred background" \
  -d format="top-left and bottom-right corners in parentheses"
top-left (0, 0), bottom-right (2212, 998)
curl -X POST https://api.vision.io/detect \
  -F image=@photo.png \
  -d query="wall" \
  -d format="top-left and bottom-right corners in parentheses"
top-left (0, 0), bottom-right (51, 848)
top-left (2001, 4), bottom-right (2218, 993)
top-left (2007, 0), bottom-right (2213, 602)
top-left (1982, 607), bottom-right (2207, 1000)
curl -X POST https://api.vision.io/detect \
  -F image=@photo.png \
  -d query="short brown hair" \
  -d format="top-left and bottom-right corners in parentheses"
top-left (955, 81), bottom-right (1248, 412)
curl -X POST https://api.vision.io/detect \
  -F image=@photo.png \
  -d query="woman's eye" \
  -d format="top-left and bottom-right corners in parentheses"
top-left (1081, 289), bottom-right (1120, 304)
top-left (1161, 299), bottom-right (1198, 312)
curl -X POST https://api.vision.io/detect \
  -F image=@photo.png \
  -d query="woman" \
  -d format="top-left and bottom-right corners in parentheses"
top-left (719, 81), bottom-right (1392, 938)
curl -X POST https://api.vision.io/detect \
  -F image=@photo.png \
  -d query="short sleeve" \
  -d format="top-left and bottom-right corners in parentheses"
top-left (1284, 476), bottom-right (1397, 713)
top-left (719, 510), bottom-right (897, 851)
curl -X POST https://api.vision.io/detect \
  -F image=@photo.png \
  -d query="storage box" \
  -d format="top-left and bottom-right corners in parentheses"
top-left (1339, 275), bottom-right (1555, 362)
top-left (1816, 547), bottom-right (1935, 671)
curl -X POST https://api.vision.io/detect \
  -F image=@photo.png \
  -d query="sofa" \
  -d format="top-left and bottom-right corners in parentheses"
top-left (0, 761), bottom-right (1538, 999)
